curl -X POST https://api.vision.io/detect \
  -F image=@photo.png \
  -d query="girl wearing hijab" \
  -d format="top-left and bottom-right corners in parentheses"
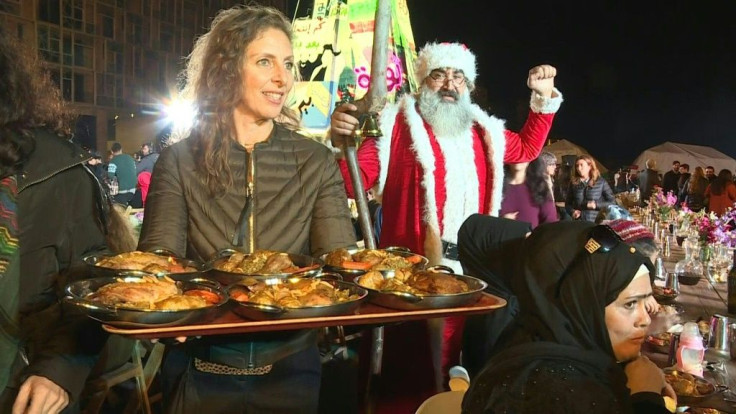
top-left (462, 220), bottom-right (673, 414)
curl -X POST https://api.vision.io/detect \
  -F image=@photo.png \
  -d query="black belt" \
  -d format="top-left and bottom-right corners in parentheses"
top-left (441, 240), bottom-right (459, 261)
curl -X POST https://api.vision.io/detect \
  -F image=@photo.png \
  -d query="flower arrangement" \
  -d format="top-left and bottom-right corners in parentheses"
top-left (691, 207), bottom-right (736, 248)
top-left (650, 186), bottom-right (678, 222)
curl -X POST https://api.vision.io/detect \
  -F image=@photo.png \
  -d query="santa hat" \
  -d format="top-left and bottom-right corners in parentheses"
top-left (605, 219), bottom-right (654, 244)
top-left (415, 42), bottom-right (477, 83)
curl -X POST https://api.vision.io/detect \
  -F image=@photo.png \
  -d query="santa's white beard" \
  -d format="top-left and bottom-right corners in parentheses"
top-left (417, 86), bottom-right (474, 137)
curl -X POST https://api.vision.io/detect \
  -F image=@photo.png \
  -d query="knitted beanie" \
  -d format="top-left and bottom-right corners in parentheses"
top-left (605, 219), bottom-right (655, 244)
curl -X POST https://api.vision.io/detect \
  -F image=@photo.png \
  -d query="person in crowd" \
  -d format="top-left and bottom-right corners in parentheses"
top-left (554, 162), bottom-right (573, 220)
top-left (683, 166), bottom-right (708, 211)
top-left (330, 41), bottom-right (563, 405)
top-left (499, 157), bottom-right (558, 228)
top-left (662, 160), bottom-right (680, 196)
top-left (705, 165), bottom-right (716, 184)
top-left (595, 209), bottom-right (661, 315)
top-left (135, 142), bottom-right (159, 175)
top-left (137, 5), bottom-right (356, 413)
top-left (677, 163), bottom-right (691, 204)
top-left (637, 159), bottom-right (661, 205)
top-left (566, 155), bottom-right (615, 222)
top-left (86, 152), bottom-right (106, 183)
top-left (538, 151), bottom-right (557, 198)
top-left (137, 171), bottom-right (152, 208)
top-left (461, 220), bottom-right (675, 414)
top-left (705, 169), bottom-right (736, 215)
top-left (0, 29), bottom-right (135, 414)
top-left (107, 142), bottom-right (137, 205)
top-left (457, 215), bottom-right (531, 378)
top-left (614, 168), bottom-right (639, 193)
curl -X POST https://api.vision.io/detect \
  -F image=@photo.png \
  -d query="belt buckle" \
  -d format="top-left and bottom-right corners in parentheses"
top-left (442, 241), bottom-right (459, 260)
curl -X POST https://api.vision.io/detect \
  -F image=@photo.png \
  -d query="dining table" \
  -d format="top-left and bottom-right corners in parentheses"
top-left (645, 238), bottom-right (736, 413)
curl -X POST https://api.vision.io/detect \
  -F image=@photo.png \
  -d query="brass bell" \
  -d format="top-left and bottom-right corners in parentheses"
top-left (357, 113), bottom-right (382, 138)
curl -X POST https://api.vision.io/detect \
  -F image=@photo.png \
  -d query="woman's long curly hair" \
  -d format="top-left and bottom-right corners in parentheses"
top-left (173, 5), bottom-right (300, 196)
top-left (688, 166), bottom-right (706, 194)
top-left (0, 30), bottom-right (71, 179)
top-left (525, 157), bottom-right (553, 206)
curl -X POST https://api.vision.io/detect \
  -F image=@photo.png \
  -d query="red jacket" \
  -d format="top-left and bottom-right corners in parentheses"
top-left (340, 93), bottom-right (560, 264)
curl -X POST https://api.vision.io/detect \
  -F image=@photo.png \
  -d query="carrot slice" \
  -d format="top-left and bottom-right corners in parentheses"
top-left (406, 255), bottom-right (423, 264)
top-left (230, 291), bottom-right (250, 302)
top-left (184, 289), bottom-right (221, 304)
top-left (341, 260), bottom-right (374, 270)
top-left (292, 264), bottom-right (319, 274)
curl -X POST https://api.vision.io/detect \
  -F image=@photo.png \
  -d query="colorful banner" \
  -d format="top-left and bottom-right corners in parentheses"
top-left (289, 0), bottom-right (418, 133)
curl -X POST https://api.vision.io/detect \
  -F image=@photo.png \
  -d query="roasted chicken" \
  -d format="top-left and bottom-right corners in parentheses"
top-left (95, 251), bottom-right (197, 274)
top-left (87, 275), bottom-right (214, 311)
top-left (232, 278), bottom-right (358, 308)
top-left (215, 250), bottom-right (298, 274)
top-left (357, 270), bottom-right (469, 295)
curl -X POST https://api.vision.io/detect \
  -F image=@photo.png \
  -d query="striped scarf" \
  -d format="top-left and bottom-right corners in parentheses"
top-left (0, 176), bottom-right (18, 276)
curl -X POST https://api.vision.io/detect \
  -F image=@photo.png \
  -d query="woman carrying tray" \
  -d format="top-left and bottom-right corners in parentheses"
top-left (137, 5), bottom-right (356, 413)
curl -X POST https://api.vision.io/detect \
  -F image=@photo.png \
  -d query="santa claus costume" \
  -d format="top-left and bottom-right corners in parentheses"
top-left (339, 42), bottom-right (563, 410)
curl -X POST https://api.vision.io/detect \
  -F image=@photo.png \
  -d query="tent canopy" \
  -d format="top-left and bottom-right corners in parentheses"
top-left (632, 142), bottom-right (736, 175)
top-left (543, 139), bottom-right (607, 173)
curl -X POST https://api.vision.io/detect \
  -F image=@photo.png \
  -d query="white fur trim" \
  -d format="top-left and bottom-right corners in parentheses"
top-left (530, 87), bottom-right (564, 114)
top-left (468, 104), bottom-right (507, 216)
top-left (376, 101), bottom-right (402, 194)
top-left (436, 130), bottom-right (479, 244)
top-left (378, 95), bottom-right (507, 249)
top-left (402, 98), bottom-right (442, 240)
top-left (415, 42), bottom-right (477, 83)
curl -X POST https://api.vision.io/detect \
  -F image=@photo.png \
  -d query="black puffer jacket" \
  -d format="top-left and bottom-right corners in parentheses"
top-left (5, 129), bottom-right (108, 403)
top-left (565, 178), bottom-right (615, 222)
top-left (139, 123), bottom-right (356, 260)
top-left (138, 123), bottom-right (356, 364)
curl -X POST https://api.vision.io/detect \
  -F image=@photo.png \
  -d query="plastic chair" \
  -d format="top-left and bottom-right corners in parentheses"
top-left (415, 366), bottom-right (469, 414)
top-left (415, 391), bottom-right (464, 414)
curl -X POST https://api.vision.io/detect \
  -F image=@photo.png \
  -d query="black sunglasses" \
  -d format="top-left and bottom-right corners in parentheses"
top-left (555, 225), bottom-right (623, 297)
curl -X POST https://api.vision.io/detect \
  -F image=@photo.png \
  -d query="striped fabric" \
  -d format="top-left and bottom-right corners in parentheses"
top-left (0, 176), bottom-right (18, 275)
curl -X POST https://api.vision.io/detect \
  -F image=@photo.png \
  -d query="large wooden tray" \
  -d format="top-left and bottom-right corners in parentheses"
top-left (103, 292), bottom-right (506, 339)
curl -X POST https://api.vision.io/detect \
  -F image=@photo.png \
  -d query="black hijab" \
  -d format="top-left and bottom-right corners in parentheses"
top-left (463, 220), bottom-right (653, 414)
top-left (458, 214), bottom-right (532, 377)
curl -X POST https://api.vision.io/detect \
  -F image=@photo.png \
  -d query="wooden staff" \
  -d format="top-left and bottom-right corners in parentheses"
top-left (337, 0), bottom-right (391, 382)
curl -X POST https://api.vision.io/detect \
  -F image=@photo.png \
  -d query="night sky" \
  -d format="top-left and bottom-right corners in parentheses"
top-left (290, 1), bottom-right (736, 169)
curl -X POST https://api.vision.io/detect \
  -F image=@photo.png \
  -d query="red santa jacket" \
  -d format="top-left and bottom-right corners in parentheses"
top-left (340, 92), bottom-right (561, 265)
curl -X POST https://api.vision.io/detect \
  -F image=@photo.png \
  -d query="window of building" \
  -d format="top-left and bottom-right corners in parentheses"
top-left (38, 25), bottom-right (61, 63)
top-left (106, 41), bottom-right (124, 74)
top-left (74, 34), bottom-right (93, 68)
top-left (98, 4), bottom-right (114, 38)
top-left (132, 47), bottom-right (143, 78)
top-left (159, 25), bottom-right (174, 51)
top-left (63, 0), bottom-right (84, 31)
top-left (127, 15), bottom-right (142, 45)
top-left (74, 71), bottom-right (94, 103)
top-left (97, 73), bottom-right (117, 107)
top-left (39, 0), bottom-right (61, 25)
top-left (62, 69), bottom-right (72, 101)
top-left (62, 33), bottom-right (72, 65)
top-left (0, 1), bottom-right (22, 15)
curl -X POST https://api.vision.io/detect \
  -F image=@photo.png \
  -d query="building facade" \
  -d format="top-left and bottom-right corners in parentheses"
top-left (0, 0), bottom-right (287, 153)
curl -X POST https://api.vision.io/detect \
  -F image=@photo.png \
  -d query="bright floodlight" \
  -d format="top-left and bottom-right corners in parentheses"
top-left (164, 99), bottom-right (195, 132)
